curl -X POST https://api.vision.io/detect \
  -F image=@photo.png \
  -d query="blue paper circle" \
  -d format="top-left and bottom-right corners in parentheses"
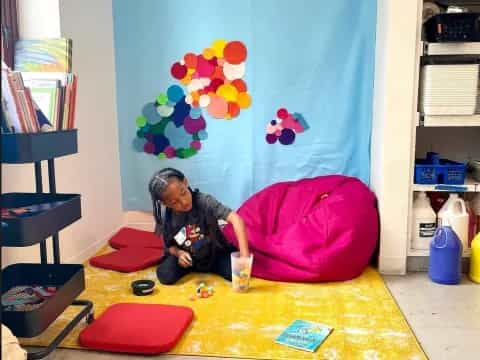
top-left (167, 85), bottom-right (185, 103)
top-left (189, 107), bottom-right (203, 119)
top-left (153, 134), bottom-right (170, 155)
top-left (172, 97), bottom-right (191, 128)
top-left (142, 102), bottom-right (161, 124)
top-left (132, 137), bottom-right (147, 152)
top-left (197, 130), bottom-right (208, 140)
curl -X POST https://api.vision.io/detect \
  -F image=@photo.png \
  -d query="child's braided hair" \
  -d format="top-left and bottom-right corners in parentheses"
top-left (148, 168), bottom-right (186, 225)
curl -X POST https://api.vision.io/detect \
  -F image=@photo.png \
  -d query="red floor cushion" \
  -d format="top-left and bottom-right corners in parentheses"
top-left (109, 227), bottom-right (164, 249)
top-left (89, 247), bottom-right (163, 272)
top-left (79, 303), bottom-right (193, 354)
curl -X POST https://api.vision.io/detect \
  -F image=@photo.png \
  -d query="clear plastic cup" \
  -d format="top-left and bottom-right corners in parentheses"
top-left (231, 252), bottom-right (253, 292)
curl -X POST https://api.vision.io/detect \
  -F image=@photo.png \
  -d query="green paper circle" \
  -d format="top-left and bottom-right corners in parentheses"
top-left (156, 93), bottom-right (168, 105)
top-left (150, 118), bottom-right (170, 134)
top-left (157, 152), bottom-right (167, 159)
top-left (136, 129), bottom-right (144, 138)
top-left (136, 115), bottom-right (147, 127)
top-left (176, 147), bottom-right (197, 159)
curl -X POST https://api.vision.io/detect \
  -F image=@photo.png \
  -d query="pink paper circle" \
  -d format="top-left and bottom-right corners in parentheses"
top-left (164, 146), bottom-right (176, 158)
top-left (191, 140), bottom-right (202, 150)
top-left (207, 95), bottom-right (228, 118)
top-left (197, 55), bottom-right (215, 77)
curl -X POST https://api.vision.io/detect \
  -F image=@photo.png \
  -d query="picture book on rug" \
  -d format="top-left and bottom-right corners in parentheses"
top-left (275, 319), bottom-right (333, 352)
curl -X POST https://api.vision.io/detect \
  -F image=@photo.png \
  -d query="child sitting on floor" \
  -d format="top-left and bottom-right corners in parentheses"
top-left (149, 168), bottom-right (250, 285)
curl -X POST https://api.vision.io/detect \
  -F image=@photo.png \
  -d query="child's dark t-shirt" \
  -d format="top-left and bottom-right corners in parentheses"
top-left (155, 191), bottom-right (232, 269)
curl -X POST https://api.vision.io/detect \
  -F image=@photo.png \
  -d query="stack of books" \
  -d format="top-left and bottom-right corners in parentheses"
top-left (1, 38), bottom-right (77, 134)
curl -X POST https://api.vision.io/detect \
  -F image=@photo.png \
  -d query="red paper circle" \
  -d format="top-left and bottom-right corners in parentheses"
top-left (231, 79), bottom-right (247, 92)
top-left (223, 41), bottom-right (247, 65)
top-left (171, 62), bottom-right (187, 80)
top-left (277, 108), bottom-right (289, 120)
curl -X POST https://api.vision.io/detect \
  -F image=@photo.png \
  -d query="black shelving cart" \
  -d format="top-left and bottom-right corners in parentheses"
top-left (1, 130), bottom-right (94, 360)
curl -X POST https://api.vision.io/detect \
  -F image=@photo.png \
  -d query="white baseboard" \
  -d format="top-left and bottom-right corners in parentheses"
top-left (64, 226), bottom-right (121, 264)
top-left (379, 256), bottom-right (407, 275)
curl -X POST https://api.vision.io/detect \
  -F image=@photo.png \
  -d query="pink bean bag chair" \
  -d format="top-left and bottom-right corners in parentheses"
top-left (223, 175), bottom-right (378, 282)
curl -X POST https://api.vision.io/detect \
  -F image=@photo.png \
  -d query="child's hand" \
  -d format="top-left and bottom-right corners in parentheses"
top-left (177, 250), bottom-right (193, 268)
top-left (239, 249), bottom-right (249, 258)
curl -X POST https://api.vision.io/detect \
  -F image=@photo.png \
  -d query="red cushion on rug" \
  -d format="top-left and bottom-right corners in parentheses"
top-left (79, 303), bottom-right (193, 354)
top-left (89, 247), bottom-right (163, 272)
top-left (109, 227), bottom-right (164, 249)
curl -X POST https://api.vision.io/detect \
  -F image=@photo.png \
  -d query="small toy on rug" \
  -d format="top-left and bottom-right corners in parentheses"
top-left (192, 282), bottom-right (214, 300)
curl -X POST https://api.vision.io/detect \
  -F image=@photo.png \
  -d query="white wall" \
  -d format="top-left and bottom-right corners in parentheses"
top-left (17, 0), bottom-right (60, 39)
top-left (2, 0), bottom-right (123, 267)
top-left (371, 0), bottom-right (422, 274)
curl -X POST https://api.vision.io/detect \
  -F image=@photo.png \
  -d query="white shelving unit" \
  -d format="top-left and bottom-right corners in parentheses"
top-left (407, 1), bottom-right (480, 269)
top-left (421, 114), bottom-right (480, 127)
top-left (412, 176), bottom-right (480, 192)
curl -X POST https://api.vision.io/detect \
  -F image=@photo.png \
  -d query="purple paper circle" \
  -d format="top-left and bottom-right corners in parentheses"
top-left (266, 133), bottom-right (278, 144)
top-left (184, 116), bottom-right (206, 134)
top-left (278, 128), bottom-right (295, 145)
top-left (144, 142), bottom-right (155, 154)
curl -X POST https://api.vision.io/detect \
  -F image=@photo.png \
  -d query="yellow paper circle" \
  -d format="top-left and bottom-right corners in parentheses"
top-left (180, 75), bottom-right (192, 85)
top-left (216, 84), bottom-right (238, 102)
top-left (212, 39), bottom-right (227, 58)
top-left (202, 48), bottom-right (215, 60)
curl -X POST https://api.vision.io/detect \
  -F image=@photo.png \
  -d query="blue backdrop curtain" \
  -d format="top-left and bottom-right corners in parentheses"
top-left (113, 0), bottom-right (376, 210)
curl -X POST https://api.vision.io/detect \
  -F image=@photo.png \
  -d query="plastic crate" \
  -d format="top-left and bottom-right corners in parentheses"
top-left (414, 155), bottom-right (466, 185)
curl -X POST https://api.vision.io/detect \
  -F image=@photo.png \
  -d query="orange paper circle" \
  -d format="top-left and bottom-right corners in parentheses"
top-left (237, 92), bottom-right (251, 109)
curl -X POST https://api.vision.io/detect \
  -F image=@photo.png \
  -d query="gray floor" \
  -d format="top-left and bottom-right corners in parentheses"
top-left (27, 273), bottom-right (479, 360)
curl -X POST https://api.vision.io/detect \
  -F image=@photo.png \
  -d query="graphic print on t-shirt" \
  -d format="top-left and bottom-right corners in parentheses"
top-left (175, 224), bottom-right (205, 249)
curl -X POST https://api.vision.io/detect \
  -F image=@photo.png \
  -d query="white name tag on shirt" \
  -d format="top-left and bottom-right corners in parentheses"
top-left (174, 228), bottom-right (187, 245)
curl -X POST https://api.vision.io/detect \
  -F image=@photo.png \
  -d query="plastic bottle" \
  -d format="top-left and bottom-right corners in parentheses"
top-left (466, 200), bottom-right (477, 247)
top-left (428, 216), bottom-right (463, 285)
top-left (470, 233), bottom-right (480, 283)
top-left (411, 192), bottom-right (437, 250)
top-left (437, 193), bottom-right (459, 227)
top-left (438, 195), bottom-right (469, 252)
top-left (472, 194), bottom-right (480, 236)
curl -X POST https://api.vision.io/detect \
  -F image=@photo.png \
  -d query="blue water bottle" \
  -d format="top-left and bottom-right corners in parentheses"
top-left (428, 216), bottom-right (462, 285)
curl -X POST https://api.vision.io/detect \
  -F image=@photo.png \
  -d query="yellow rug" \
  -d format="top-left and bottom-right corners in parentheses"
top-left (21, 246), bottom-right (427, 359)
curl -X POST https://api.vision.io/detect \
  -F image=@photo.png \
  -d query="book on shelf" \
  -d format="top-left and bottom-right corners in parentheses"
top-left (1, 56), bottom-right (78, 134)
top-left (275, 320), bottom-right (333, 352)
top-left (14, 38), bottom-right (72, 73)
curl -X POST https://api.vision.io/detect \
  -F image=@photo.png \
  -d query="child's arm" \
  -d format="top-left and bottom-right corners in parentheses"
top-left (227, 211), bottom-right (250, 257)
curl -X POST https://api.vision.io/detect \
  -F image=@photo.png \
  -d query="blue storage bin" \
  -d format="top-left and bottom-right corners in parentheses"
top-left (414, 154), bottom-right (466, 185)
